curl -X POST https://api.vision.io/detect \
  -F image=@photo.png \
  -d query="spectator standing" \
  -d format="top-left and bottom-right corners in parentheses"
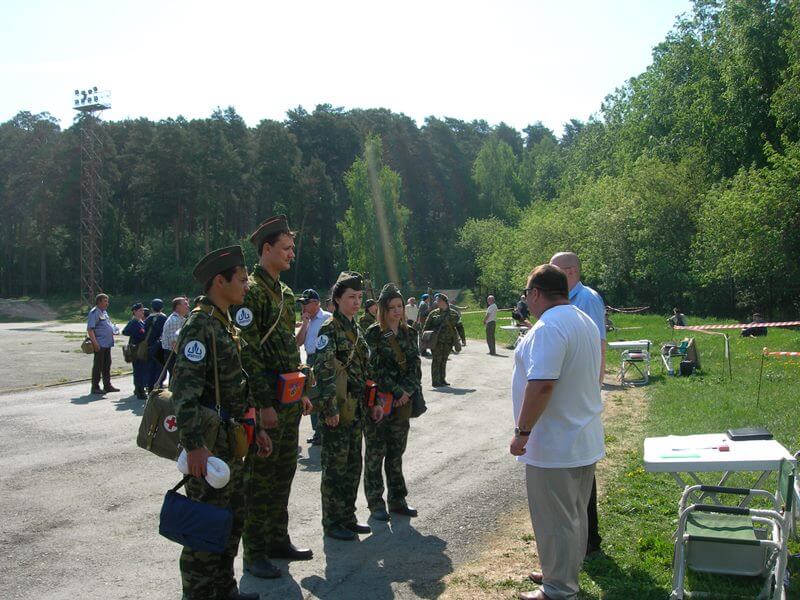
top-left (143, 298), bottom-right (167, 392)
top-left (484, 295), bottom-right (499, 355)
top-left (516, 294), bottom-right (532, 327)
top-left (510, 265), bottom-right (604, 600)
top-left (122, 302), bottom-right (147, 399)
top-left (405, 297), bottom-right (419, 328)
top-left (668, 307), bottom-right (687, 328)
top-left (551, 251), bottom-right (606, 556)
top-left (295, 288), bottom-right (331, 446)
top-left (160, 296), bottom-right (190, 385)
top-left (87, 293), bottom-right (119, 395)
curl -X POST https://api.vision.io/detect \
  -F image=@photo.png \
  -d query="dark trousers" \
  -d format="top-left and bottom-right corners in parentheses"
top-left (486, 321), bottom-right (496, 354)
top-left (587, 476), bottom-right (602, 548)
top-left (132, 360), bottom-right (147, 389)
top-left (91, 347), bottom-right (112, 390)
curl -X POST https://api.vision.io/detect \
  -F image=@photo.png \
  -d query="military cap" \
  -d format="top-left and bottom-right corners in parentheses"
top-left (192, 245), bottom-right (246, 284)
top-left (421, 293), bottom-right (429, 300)
top-left (379, 283), bottom-right (403, 303)
top-left (334, 271), bottom-right (363, 291)
top-left (364, 298), bottom-right (377, 309)
top-left (437, 293), bottom-right (449, 303)
top-left (131, 302), bottom-right (143, 312)
top-left (249, 215), bottom-right (291, 251)
top-left (151, 298), bottom-right (164, 311)
top-left (298, 288), bottom-right (320, 303)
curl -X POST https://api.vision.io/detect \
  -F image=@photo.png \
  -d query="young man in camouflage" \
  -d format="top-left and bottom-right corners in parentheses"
top-left (363, 283), bottom-right (422, 521)
top-left (173, 245), bottom-right (271, 600)
top-left (236, 215), bottom-right (313, 579)
top-left (359, 298), bottom-right (378, 330)
top-left (423, 293), bottom-right (467, 387)
top-left (313, 271), bottom-right (384, 540)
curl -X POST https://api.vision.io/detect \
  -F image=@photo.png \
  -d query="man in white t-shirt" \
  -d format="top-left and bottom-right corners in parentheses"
top-left (510, 264), bottom-right (603, 600)
top-left (483, 295), bottom-right (499, 355)
top-left (295, 288), bottom-right (332, 446)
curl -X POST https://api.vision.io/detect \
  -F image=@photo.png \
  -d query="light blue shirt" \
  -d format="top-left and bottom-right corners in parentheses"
top-left (304, 308), bottom-right (332, 355)
top-left (569, 281), bottom-right (606, 341)
top-left (87, 307), bottom-right (115, 348)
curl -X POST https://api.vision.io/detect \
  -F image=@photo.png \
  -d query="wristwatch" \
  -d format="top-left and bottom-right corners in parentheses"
top-left (514, 427), bottom-right (531, 437)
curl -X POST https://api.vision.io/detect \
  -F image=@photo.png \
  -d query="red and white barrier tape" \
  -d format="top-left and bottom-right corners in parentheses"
top-left (674, 321), bottom-right (800, 331)
top-left (763, 350), bottom-right (800, 357)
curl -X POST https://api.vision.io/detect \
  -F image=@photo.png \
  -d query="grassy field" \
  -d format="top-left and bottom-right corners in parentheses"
top-left (457, 311), bottom-right (800, 599)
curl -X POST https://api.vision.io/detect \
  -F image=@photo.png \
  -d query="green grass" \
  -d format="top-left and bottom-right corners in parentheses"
top-left (583, 313), bottom-right (800, 599)
top-left (41, 293), bottom-right (187, 323)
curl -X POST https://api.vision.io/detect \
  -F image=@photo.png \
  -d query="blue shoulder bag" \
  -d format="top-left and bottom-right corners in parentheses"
top-left (159, 475), bottom-right (232, 553)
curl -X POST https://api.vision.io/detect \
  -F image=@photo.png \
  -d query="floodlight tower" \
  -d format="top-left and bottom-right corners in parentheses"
top-left (72, 86), bottom-right (111, 308)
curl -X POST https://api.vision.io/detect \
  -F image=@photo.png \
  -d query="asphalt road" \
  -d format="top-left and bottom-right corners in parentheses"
top-left (0, 343), bottom-right (527, 600)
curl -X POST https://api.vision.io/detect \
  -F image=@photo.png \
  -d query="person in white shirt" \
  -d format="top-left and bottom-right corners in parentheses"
top-left (160, 296), bottom-right (189, 384)
top-left (405, 297), bottom-right (419, 327)
top-left (295, 288), bottom-right (332, 446)
top-left (510, 264), bottom-right (603, 600)
top-left (483, 295), bottom-right (499, 355)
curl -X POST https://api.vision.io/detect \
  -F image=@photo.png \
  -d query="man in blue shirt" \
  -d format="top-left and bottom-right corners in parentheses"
top-left (86, 293), bottom-right (118, 395)
top-left (143, 298), bottom-right (168, 392)
top-left (295, 288), bottom-right (332, 446)
top-left (551, 251), bottom-right (606, 558)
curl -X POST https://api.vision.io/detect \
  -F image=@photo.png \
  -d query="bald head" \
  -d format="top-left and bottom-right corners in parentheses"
top-left (487, 295), bottom-right (495, 305)
top-left (550, 251), bottom-right (581, 290)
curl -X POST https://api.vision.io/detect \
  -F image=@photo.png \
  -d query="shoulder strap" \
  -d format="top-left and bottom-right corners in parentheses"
top-left (209, 324), bottom-right (221, 413)
top-left (253, 273), bottom-right (286, 346)
top-left (387, 331), bottom-right (408, 370)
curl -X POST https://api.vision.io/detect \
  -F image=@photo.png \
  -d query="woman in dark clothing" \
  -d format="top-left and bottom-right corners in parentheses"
top-left (122, 302), bottom-right (148, 399)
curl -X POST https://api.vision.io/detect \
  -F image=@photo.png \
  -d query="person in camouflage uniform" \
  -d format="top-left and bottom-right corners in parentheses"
top-left (173, 245), bottom-right (270, 600)
top-left (359, 298), bottom-right (378, 330)
top-left (235, 215), bottom-right (314, 579)
top-left (423, 293), bottom-right (466, 387)
top-left (363, 283), bottom-right (422, 521)
top-left (313, 271), bottom-right (384, 540)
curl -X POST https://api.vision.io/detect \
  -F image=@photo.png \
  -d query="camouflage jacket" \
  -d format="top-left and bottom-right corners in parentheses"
top-left (313, 310), bottom-right (371, 418)
top-left (365, 322), bottom-right (421, 398)
top-left (234, 265), bottom-right (304, 410)
top-left (423, 307), bottom-right (466, 345)
top-left (172, 298), bottom-right (249, 451)
top-left (359, 311), bottom-right (376, 331)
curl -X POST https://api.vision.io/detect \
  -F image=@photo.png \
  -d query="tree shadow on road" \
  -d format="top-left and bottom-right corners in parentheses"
top-left (112, 394), bottom-right (145, 416)
top-left (300, 518), bottom-right (452, 599)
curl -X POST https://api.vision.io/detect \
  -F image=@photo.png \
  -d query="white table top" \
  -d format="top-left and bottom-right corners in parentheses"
top-left (499, 325), bottom-right (529, 332)
top-left (644, 433), bottom-right (796, 473)
top-left (607, 339), bottom-right (651, 350)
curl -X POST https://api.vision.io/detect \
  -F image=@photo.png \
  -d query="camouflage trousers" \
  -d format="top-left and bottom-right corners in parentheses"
top-left (363, 414), bottom-right (410, 510)
top-left (242, 402), bottom-right (301, 562)
top-left (320, 413), bottom-right (363, 532)
top-left (431, 344), bottom-right (452, 385)
top-left (180, 426), bottom-right (245, 600)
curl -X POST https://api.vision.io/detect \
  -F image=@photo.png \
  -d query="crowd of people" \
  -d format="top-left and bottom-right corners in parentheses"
top-left (84, 214), bottom-right (610, 599)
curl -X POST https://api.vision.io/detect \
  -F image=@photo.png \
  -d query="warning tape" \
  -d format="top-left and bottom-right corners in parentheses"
top-left (607, 306), bottom-right (650, 314)
top-left (674, 321), bottom-right (800, 331)
top-left (763, 349), bottom-right (800, 357)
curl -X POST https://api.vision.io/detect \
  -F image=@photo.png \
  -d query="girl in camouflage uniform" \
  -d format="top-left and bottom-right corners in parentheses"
top-left (363, 283), bottom-right (422, 521)
top-left (313, 272), bottom-right (384, 540)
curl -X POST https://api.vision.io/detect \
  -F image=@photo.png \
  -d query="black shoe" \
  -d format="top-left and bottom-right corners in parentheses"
top-left (370, 507), bottom-right (391, 521)
top-left (243, 559), bottom-right (281, 579)
top-left (442, 381), bottom-right (450, 386)
top-left (137, 391), bottom-right (147, 400)
top-left (390, 504), bottom-right (418, 517)
top-left (268, 542), bottom-right (313, 561)
top-left (432, 382), bottom-right (445, 388)
top-left (345, 522), bottom-right (371, 534)
top-left (326, 528), bottom-right (357, 541)
top-left (90, 387), bottom-right (105, 395)
top-left (225, 586), bottom-right (260, 600)
top-left (306, 433), bottom-right (321, 446)
top-left (103, 385), bottom-right (120, 393)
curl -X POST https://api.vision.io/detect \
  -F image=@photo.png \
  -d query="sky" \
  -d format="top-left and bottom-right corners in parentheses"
top-left (0, 0), bottom-right (693, 136)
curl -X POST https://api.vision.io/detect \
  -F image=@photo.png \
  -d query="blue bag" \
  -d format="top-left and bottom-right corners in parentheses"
top-left (159, 476), bottom-right (233, 553)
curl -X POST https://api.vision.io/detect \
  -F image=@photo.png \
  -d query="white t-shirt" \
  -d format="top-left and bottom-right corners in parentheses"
top-left (511, 304), bottom-right (604, 468)
top-left (485, 303), bottom-right (498, 323)
top-left (304, 309), bottom-right (332, 355)
top-left (405, 303), bottom-right (419, 322)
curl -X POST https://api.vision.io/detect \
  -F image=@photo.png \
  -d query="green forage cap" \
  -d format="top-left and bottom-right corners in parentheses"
top-left (378, 283), bottom-right (402, 303)
top-left (192, 245), bottom-right (245, 284)
top-left (335, 271), bottom-right (363, 291)
top-left (249, 214), bottom-right (291, 251)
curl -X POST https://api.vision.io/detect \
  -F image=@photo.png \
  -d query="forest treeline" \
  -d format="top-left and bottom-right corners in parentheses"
top-left (2, 0), bottom-right (799, 317)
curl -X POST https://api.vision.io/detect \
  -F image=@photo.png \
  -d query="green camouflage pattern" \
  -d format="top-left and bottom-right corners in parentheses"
top-left (358, 310), bottom-right (376, 332)
top-left (171, 298), bottom-right (249, 600)
top-left (234, 265), bottom-right (304, 410)
top-left (235, 266), bottom-right (306, 561)
top-left (313, 310), bottom-right (371, 532)
top-left (364, 322), bottom-right (421, 399)
top-left (423, 307), bottom-right (465, 386)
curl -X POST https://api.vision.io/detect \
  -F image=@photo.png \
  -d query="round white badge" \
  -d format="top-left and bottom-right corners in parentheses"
top-left (235, 307), bottom-right (253, 327)
top-left (163, 415), bottom-right (178, 433)
top-left (315, 335), bottom-right (329, 350)
top-left (184, 340), bottom-right (206, 362)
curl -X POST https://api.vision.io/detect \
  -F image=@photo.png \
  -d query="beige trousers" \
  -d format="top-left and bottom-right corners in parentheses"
top-left (525, 462), bottom-right (596, 599)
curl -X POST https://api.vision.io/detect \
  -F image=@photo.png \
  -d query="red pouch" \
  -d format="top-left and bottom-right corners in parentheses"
top-left (365, 380), bottom-right (378, 406)
top-left (378, 392), bottom-right (393, 416)
top-left (277, 372), bottom-right (306, 405)
top-left (240, 407), bottom-right (256, 445)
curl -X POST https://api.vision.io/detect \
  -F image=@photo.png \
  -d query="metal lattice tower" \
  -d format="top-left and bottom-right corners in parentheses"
top-left (73, 87), bottom-right (111, 308)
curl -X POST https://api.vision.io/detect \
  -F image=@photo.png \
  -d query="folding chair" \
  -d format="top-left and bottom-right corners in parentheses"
top-left (620, 348), bottom-right (650, 386)
top-left (671, 459), bottom-right (795, 599)
top-left (661, 340), bottom-right (689, 376)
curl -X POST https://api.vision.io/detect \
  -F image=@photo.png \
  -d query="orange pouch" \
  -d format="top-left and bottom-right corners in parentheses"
top-left (365, 380), bottom-right (378, 406)
top-left (277, 372), bottom-right (306, 405)
top-left (240, 407), bottom-right (256, 445)
top-left (378, 392), bottom-right (393, 416)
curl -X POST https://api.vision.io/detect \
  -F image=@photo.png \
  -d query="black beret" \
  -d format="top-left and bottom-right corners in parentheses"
top-left (437, 293), bottom-right (449, 303)
top-left (131, 302), bottom-right (143, 312)
top-left (334, 271), bottom-right (363, 291)
top-left (249, 215), bottom-right (291, 251)
top-left (192, 245), bottom-right (246, 284)
top-left (364, 299), bottom-right (377, 309)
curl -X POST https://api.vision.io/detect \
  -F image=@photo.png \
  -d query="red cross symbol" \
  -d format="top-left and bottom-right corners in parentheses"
top-left (164, 415), bottom-right (177, 432)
